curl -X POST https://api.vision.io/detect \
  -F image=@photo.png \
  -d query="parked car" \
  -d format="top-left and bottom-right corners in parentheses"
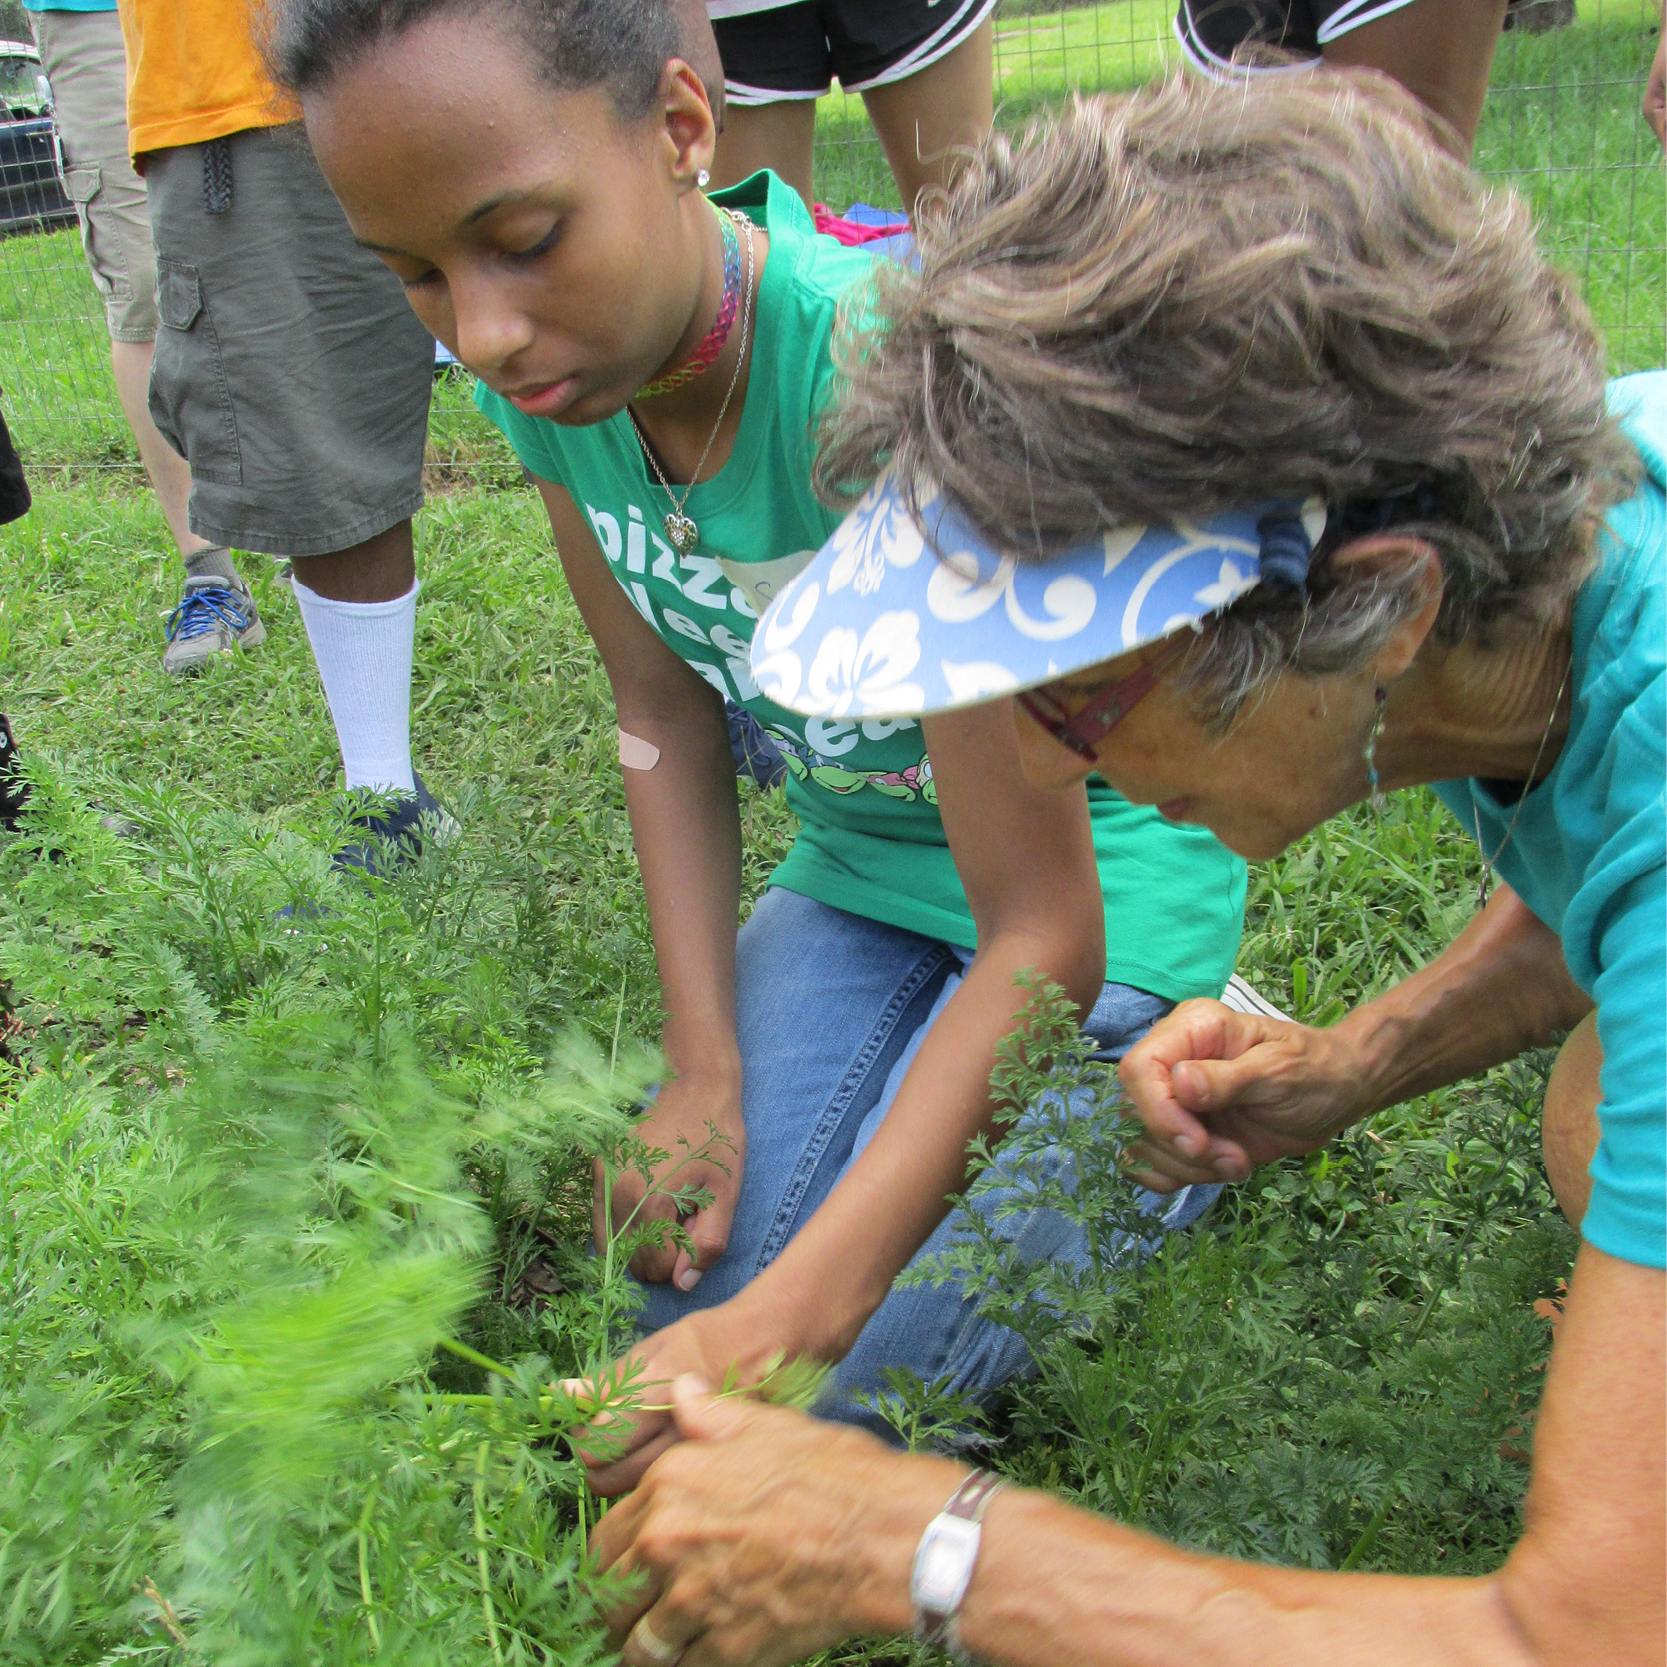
top-left (0, 39), bottom-right (74, 235)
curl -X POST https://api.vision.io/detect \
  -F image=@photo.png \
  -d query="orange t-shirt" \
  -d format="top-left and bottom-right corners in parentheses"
top-left (116, 0), bottom-right (301, 157)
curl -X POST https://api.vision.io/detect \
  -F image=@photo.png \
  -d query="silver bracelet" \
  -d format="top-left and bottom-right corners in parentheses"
top-left (910, 1469), bottom-right (1004, 1664)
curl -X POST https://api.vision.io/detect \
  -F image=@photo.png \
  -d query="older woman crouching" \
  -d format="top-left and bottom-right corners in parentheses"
top-left (594, 67), bottom-right (1664, 1667)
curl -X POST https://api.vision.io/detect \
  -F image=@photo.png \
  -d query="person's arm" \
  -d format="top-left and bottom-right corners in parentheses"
top-left (1117, 882), bottom-right (1594, 1192)
top-left (1645, 12), bottom-right (1666, 150)
top-left (577, 698), bottom-right (1107, 1493)
top-left (1320, 0), bottom-right (1508, 157)
top-left (537, 481), bottom-right (747, 1290)
top-left (729, 699), bottom-right (1107, 1355)
top-left (594, 1241), bottom-right (1665, 1667)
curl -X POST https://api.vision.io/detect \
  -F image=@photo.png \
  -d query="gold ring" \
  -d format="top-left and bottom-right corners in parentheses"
top-left (630, 1615), bottom-right (684, 1665)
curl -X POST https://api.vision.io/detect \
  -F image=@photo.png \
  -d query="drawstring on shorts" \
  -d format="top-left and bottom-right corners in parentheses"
top-left (202, 138), bottom-right (233, 214)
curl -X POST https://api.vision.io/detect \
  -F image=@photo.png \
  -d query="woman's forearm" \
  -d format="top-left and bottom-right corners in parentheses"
top-left (1334, 883), bottom-right (1593, 1124)
top-left (536, 476), bottom-right (746, 1089)
top-left (848, 1246), bottom-right (1661, 1667)
top-left (728, 919), bottom-right (1105, 1363)
top-left (618, 690), bottom-right (745, 1085)
top-left (738, 1437), bottom-right (1531, 1667)
top-left (1117, 884), bottom-right (1597, 1193)
top-left (843, 1483), bottom-right (1531, 1667)
top-left (961, 1496), bottom-right (1530, 1667)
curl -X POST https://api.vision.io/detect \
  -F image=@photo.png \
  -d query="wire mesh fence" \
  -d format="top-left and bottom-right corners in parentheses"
top-left (0, 0), bottom-right (1660, 483)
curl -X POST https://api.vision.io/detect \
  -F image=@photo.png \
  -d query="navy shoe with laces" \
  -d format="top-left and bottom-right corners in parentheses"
top-left (332, 773), bottom-right (457, 878)
top-left (278, 775), bottom-right (458, 923)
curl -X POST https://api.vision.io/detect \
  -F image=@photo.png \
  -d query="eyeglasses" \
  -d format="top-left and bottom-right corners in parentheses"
top-left (1016, 637), bottom-right (1190, 761)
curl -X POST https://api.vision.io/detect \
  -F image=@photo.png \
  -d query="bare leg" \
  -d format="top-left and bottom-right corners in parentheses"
top-left (860, 17), bottom-right (994, 217)
top-left (1543, 1010), bottom-right (1602, 1230)
top-left (711, 99), bottom-right (818, 209)
top-left (289, 519), bottom-right (416, 603)
top-left (109, 336), bottom-right (211, 558)
top-left (1320, 0), bottom-right (1508, 158)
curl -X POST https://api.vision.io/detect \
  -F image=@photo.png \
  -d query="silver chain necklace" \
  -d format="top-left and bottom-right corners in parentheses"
top-left (1472, 657), bottom-right (1572, 908)
top-left (627, 206), bottom-right (756, 556)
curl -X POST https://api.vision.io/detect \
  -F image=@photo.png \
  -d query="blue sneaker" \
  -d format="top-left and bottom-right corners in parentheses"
top-left (333, 773), bottom-right (456, 878)
top-left (727, 701), bottom-right (788, 789)
top-left (163, 574), bottom-right (265, 674)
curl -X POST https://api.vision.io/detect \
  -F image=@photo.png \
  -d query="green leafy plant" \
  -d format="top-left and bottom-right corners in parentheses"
top-left (0, 764), bottom-right (815, 1663)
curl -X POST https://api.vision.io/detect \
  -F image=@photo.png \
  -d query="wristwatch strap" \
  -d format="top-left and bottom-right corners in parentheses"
top-left (912, 1469), bottom-right (1005, 1659)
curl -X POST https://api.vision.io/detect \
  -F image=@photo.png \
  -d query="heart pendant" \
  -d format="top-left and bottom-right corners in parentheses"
top-left (665, 512), bottom-right (699, 554)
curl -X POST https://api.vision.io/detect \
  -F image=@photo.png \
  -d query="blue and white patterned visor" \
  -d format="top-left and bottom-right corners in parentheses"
top-left (750, 468), bottom-right (1326, 721)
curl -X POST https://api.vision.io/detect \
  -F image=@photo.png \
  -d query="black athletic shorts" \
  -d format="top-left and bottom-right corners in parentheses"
top-left (710, 0), bottom-right (997, 105)
top-left (1174, 0), bottom-right (1419, 73)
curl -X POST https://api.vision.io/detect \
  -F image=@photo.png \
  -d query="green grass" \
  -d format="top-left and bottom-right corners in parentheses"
top-left (0, 223), bottom-right (128, 468)
top-left (2, 475), bottom-right (1578, 1661)
top-left (1480, 0), bottom-right (1666, 375)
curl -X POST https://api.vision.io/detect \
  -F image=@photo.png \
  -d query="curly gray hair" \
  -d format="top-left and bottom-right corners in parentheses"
top-left (814, 67), bottom-right (1639, 716)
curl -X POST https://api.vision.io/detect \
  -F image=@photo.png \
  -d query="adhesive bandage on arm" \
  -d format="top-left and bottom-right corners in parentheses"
top-left (617, 728), bottom-right (661, 771)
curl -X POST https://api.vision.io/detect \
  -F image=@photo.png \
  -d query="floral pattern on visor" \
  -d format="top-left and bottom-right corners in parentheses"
top-left (749, 467), bottom-right (1323, 721)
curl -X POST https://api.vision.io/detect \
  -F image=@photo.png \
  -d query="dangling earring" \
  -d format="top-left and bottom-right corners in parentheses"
top-left (1362, 685), bottom-right (1388, 810)
top-left (697, 168), bottom-right (711, 190)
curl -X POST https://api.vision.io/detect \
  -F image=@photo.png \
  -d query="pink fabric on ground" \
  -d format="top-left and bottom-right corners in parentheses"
top-left (812, 203), bottom-right (903, 245)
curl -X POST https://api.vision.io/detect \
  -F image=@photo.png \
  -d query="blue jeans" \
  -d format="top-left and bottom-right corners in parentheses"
top-left (634, 888), bottom-right (1220, 1435)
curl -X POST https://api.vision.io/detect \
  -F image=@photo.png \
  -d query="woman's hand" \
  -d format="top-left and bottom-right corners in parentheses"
top-left (597, 1071), bottom-right (746, 1291)
top-left (1120, 888), bottom-right (1596, 1193)
top-left (569, 1307), bottom-right (779, 1497)
top-left (594, 1377), bottom-right (949, 1666)
top-left (1117, 999), bottom-right (1368, 1191)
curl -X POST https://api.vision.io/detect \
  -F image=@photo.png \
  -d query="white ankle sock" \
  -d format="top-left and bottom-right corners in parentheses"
top-left (292, 576), bottom-right (418, 794)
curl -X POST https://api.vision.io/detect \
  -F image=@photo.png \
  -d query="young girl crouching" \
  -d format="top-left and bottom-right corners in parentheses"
top-left (270, 0), bottom-right (1247, 1489)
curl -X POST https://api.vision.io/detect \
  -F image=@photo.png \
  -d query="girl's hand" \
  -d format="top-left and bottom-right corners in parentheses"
top-left (1117, 999), bottom-right (1368, 1190)
top-left (570, 1307), bottom-right (774, 1497)
top-left (594, 1376), bottom-right (947, 1667)
top-left (596, 1073), bottom-right (746, 1291)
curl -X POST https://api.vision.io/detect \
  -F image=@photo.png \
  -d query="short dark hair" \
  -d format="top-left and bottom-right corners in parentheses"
top-left (267, 0), bottom-right (680, 123)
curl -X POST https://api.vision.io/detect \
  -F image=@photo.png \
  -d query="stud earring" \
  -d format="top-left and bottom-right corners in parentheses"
top-left (697, 168), bottom-right (711, 190)
top-left (1362, 685), bottom-right (1388, 809)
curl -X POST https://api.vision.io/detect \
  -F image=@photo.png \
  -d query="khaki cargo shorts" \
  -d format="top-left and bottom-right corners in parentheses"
top-left (144, 126), bottom-right (435, 556)
top-left (30, 7), bottom-right (157, 342)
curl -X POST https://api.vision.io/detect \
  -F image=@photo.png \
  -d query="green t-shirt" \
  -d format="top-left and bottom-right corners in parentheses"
top-left (476, 171), bottom-right (1247, 1000)
top-left (1433, 372), bottom-right (1666, 1270)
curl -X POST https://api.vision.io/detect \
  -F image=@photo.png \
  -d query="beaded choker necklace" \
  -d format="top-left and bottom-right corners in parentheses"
top-left (636, 202), bottom-right (741, 400)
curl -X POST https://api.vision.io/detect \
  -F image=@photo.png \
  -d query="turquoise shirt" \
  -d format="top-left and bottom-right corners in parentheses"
top-left (478, 172), bottom-right (1248, 1000)
top-left (22, 1), bottom-right (117, 13)
top-left (1433, 372), bottom-right (1667, 1270)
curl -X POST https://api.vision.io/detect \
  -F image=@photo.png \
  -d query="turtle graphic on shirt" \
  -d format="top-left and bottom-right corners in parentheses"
top-left (761, 724), bottom-right (937, 805)
top-left (866, 753), bottom-right (935, 804)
